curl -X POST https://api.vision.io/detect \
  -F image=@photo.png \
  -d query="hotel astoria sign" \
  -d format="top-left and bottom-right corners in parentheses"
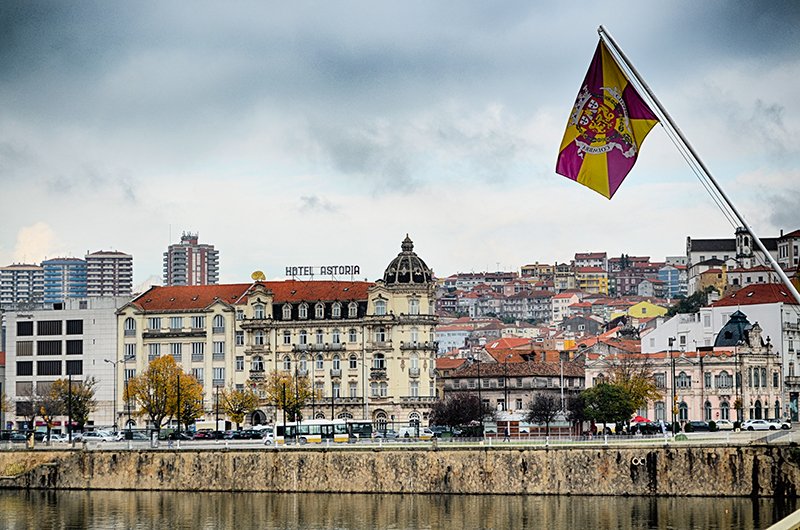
top-left (285, 265), bottom-right (361, 277)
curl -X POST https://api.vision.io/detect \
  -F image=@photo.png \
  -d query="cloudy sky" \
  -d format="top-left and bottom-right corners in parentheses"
top-left (1, 1), bottom-right (798, 286)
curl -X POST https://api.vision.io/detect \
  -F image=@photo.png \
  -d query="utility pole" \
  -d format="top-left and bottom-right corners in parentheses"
top-left (176, 372), bottom-right (181, 437)
top-left (68, 373), bottom-right (73, 443)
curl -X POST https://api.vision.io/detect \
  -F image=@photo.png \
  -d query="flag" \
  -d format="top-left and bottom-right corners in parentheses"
top-left (556, 40), bottom-right (659, 199)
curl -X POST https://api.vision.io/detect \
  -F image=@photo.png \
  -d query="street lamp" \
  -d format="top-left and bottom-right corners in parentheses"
top-left (103, 358), bottom-right (119, 432)
top-left (503, 354), bottom-right (512, 412)
top-left (468, 355), bottom-right (483, 438)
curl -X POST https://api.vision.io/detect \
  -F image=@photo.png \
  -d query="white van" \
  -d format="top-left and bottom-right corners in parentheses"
top-left (397, 427), bottom-right (434, 440)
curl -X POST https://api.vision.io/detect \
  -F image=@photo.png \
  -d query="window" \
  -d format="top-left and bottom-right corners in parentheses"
top-left (332, 383), bottom-right (340, 398)
top-left (254, 304), bottom-right (265, 319)
top-left (677, 371), bottom-right (691, 388)
top-left (372, 353), bottom-right (385, 370)
top-left (315, 329), bottom-right (324, 345)
top-left (125, 343), bottom-right (136, 359)
top-left (380, 382), bottom-right (388, 397)
top-left (252, 356), bottom-right (264, 372)
top-left (654, 373), bottom-right (666, 388)
top-left (66, 320), bottom-right (83, 335)
top-left (410, 381), bottom-right (419, 397)
top-left (298, 303), bottom-right (308, 319)
top-left (37, 340), bottom-right (61, 355)
top-left (315, 354), bottom-right (324, 370)
top-left (17, 321), bottom-right (33, 336)
top-left (213, 341), bottom-right (225, 355)
top-left (408, 298), bottom-right (420, 315)
top-left (332, 329), bottom-right (341, 344)
top-left (66, 360), bottom-right (83, 376)
top-left (192, 368), bottom-right (204, 383)
top-left (410, 327), bottom-right (419, 343)
top-left (16, 361), bottom-right (33, 376)
top-left (236, 356), bottom-right (244, 371)
top-left (299, 355), bottom-right (308, 372)
top-left (299, 330), bottom-right (308, 345)
top-left (332, 303), bottom-right (342, 318)
top-left (371, 382), bottom-right (378, 397)
top-left (170, 316), bottom-right (183, 330)
top-left (348, 302), bottom-right (358, 318)
top-left (515, 399), bottom-right (523, 411)
top-left (17, 340), bottom-right (33, 357)
top-left (704, 401), bottom-right (712, 421)
top-left (704, 372), bottom-right (712, 388)
top-left (410, 353), bottom-right (419, 370)
top-left (38, 320), bottom-right (62, 335)
top-left (170, 342), bottom-right (182, 355)
top-left (123, 318), bottom-right (136, 335)
top-left (213, 367), bottom-right (225, 383)
top-left (774, 372), bottom-right (780, 388)
top-left (147, 317), bottom-right (161, 331)
top-left (236, 310), bottom-right (244, 321)
top-left (315, 303), bottom-right (324, 319)
top-left (124, 368), bottom-right (136, 381)
top-left (333, 355), bottom-right (341, 370)
top-left (349, 382), bottom-right (358, 398)
top-left (282, 304), bottom-right (292, 320)
top-left (349, 329), bottom-right (357, 343)
top-left (283, 356), bottom-right (291, 371)
top-left (62, 339), bottom-right (80, 355)
top-left (374, 300), bottom-right (387, 316)
top-left (283, 330), bottom-right (291, 345)
top-left (254, 330), bottom-right (266, 346)
top-left (654, 402), bottom-right (665, 421)
top-left (716, 371), bottom-right (732, 388)
top-left (191, 316), bottom-right (205, 329)
top-left (349, 354), bottom-right (358, 369)
top-left (678, 402), bottom-right (688, 421)
top-left (213, 314), bottom-right (225, 332)
top-left (374, 327), bottom-right (386, 343)
top-left (761, 368), bottom-right (767, 388)
top-left (235, 331), bottom-right (244, 346)
top-left (720, 401), bottom-right (730, 421)
top-left (192, 342), bottom-right (205, 355)
top-left (37, 360), bottom-right (62, 376)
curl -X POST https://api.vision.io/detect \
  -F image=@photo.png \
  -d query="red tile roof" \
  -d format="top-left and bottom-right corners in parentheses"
top-left (131, 280), bottom-right (373, 311)
top-left (712, 283), bottom-right (800, 307)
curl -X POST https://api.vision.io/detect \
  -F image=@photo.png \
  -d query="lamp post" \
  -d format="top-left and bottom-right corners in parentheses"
top-left (669, 337), bottom-right (676, 428)
top-left (503, 354), bottom-right (512, 412)
top-left (103, 359), bottom-right (119, 432)
top-left (469, 355), bottom-right (483, 438)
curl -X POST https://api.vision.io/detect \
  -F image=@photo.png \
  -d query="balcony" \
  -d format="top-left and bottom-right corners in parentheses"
top-left (399, 396), bottom-right (436, 407)
top-left (124, 330), bottom-right (136, 337)
top-left (368, 341), bottom-right (392, 350)
top-left (408, 367), bottom-right (420, 378)
top-left (191, 354), bottom-right (204, 363)
top-left (212, 326), bottom-right (225, 334)
top-left (317, 396), bottom-right (364, 406)
top-left (330, 368), bottom-right (342, 378)
top-left (249, 369), bottom-right (265, 382)
top-left (212, 352), bottom-right (225, 361)
top-left (400, 341), bottom-right (438, 351)
top-left (212, 379), bottom-right (225, 388)
top-left (370, 368), bottom-right (387, 381)
top-left (292, 344), bottom-right (310, 352)
top-left (785, 376), bottom-right (800, 389)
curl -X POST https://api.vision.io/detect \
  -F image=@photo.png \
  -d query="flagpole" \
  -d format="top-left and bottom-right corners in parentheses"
top-left (597, 25), bottom-right (800, 306)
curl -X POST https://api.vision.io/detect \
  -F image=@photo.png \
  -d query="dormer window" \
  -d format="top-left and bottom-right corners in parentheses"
top-left (315, 303), bottom-right (325, 319)
top-left (374, 300), bottom-right (387, 316)
top-left (299, 303), bottom-right (308, 319)
top-left (332, 302), bottom-right (342, 319)
top-left (282, 304), bottom-right (292, 320)
top-left (254, 304), bottom-right (265, 320)
top-left (348, 302), bottom-right (358, 318)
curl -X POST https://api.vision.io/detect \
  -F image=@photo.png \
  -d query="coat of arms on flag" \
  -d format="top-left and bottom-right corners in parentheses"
top-left (556, 40), bottom-right (659, 199)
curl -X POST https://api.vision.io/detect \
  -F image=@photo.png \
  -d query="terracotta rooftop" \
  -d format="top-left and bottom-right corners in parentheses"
top-left (448, 360), bottom-right (584, 378)
top-left (712, 283), bottom-right (800, 307)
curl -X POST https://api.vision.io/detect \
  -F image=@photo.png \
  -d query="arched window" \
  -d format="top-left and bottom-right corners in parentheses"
top-left (408, 411), bottom-right (420, 425)
top-left (315, 329), bottom-right (324, 345)
top-left (704, 400), bottom-right (712, 421)
top-left (348, 302), bottom-right (358, 318)
top-left (410, 353), bottom-right (419, 370)
top-left (754, 400), bottom-right (763, 419)
top-left (349, 354), bottom-right (358, 369)
top-left (254, 330), bottom-right (266, 346)
top-left (678, 402), bottom-right (688, 421)
top-left (374, 299), bottom-right (387, 316)
top-left (213, 314), bottom-right (225, 332)
top-left (348, 329), bottom-right (357, 343)
top-left (761, 368), bottom-right (767, 388)
top-left (315, 303), bottom-right (325, 319)
top-left (410, 327), bottom-right (419, 344)
top-left (298, 303), bottom-right (308, 319)
top-left (124, 317), bottom-right (136, 335)
top-left (677, 371), bottom-right (691, 388)
top-left (315, 354), bottom-right (324, 370)
top-left (373, 353), bottom-right (385, 370)
top-left (717, 371), bottom-right (732, 388)
top-left (299, 355), bottom-right (307, 373)
top-left (375, 411), bottom-right (388, 433)
top-left (332, 329), bottom-right (341, 344)
top-left (283, 356), bottom-right (291, 371)
top-left (374, 327), bottom-right (387, 343)
top-left (299, 330), bottom-right (308, 345)
top-left (282, 304), bottom-right (292, 320)
top-left (252, 355), bottom-right (264, 372)
top-left (408, 298), bottom-right (420, 315)
top-left (337, 412), bottom-right (353, 419)
top-left (720, 401), bottom-right (730, 421)
top-left (254, 304), bottom-right (265, 319)
top-left (332, 303), bottom-right (342, 318)
top-left (333, 355), bottom-right (341, 370)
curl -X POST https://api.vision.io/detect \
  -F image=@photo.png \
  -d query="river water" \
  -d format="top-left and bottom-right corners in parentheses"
top-left (0, 490), bottom-right (795, 529)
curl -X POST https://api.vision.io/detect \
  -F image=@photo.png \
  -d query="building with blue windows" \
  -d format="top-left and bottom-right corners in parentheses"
top-left (42, 258), bottom-right (88, 304)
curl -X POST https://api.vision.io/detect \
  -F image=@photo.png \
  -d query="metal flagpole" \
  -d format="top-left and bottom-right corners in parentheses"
top-left (598, 25), bottom-right (800, 306)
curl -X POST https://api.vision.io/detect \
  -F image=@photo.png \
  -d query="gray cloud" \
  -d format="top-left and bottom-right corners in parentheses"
top-left (299, 195), bottom-right (338, 213)
top-left (768, 190), bottom-right (800, 229)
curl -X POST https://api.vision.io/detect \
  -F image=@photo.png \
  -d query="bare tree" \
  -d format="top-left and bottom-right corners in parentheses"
top-left (526, 393), bottom-right (560, 437)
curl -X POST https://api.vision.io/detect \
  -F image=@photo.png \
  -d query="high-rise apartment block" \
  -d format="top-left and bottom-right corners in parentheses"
top-left (42, 258), bottom-right (87, 304)
top-left (0, 264), bottom-right (44, 309)
top-left (86, 251), bottom-right (133, 297)
top-left (163, 232), bottom-right (219, 286)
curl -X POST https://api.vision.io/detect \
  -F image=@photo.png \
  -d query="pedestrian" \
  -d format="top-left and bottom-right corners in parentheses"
top-left (503, 426), bottom-right (510, 442)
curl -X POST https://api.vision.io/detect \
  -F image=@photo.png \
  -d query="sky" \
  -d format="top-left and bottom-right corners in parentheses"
top-left (1, 1), bottom-right (799, 287)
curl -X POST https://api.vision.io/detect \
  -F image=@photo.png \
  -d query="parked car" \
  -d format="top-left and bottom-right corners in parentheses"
top-left (769, 419), bottom-right (792, 430)
top-left (742, 419), bottom-right (772, 431)
top-left (262, 432), bottom-right (275, 445)
top-left (373, 429), bottom-right (398, 439)
top-left (81, 431), bottom-right (117, 442)
top-left (9, 432), bottom-right (27, 443)
top-left (47, 434), bottom-right (67, 443)
top-left (193, 429), bottom-right (217, 440)
top-left (687, 421), bottom-right (710, 432)
top-left (715, 419), bottom-right (735, 431)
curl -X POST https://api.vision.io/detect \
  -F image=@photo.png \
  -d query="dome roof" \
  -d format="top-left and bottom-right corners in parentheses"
top-left (382, 235), bottom-right (433, 285)
top-left (713, 310), bottom-right (751, 347)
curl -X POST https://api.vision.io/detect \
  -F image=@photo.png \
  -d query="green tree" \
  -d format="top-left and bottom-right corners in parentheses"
top-left (170, 374), bottom-right (205, 430)
top-left (667, 286), bottom-right (717, 316)
top-left (50, 378), bottom-right (98, 433)
top-left (607, 356), bottom-right (661, 427)
top-left (262, 372), bottom-right (313, 422)
top-left (430, 392), bottom-right (494, 430)
top-left (126, 356), bottom-right (189, 433)
top-left (580, 383), bottom-right (635, 428)
top-left (526, 393), bottom-right (560, 436)
top-left (221, 386), bottom-right (260, 429)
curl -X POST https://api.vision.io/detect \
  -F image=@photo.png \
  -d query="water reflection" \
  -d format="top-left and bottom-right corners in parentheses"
top-left (0, 490), bottom-right (794, 530)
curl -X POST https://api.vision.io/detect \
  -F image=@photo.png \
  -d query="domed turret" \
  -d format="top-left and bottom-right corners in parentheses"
top-left (382, 235), bottom-right (433, 285)
top-left (714, 310), bottom-right (752, 347)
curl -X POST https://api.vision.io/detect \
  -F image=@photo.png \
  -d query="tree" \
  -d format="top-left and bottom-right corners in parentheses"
top-left (221, 387), bottom-right (260, 429)
top-left (37, 390), bottom-right (64, 444)
top-left (607, 356), bottom-right (661, 424)
top-left (526, 393), bottom-right (560, 436)
top-left (430, 392), bottom-right (494, 430)
top-left (171, 374), bottom-right (205, 430)
top-left (126, 355), bottom-right (184, 433)
top-left (667, 286), bottom-right (717, 316)
top-left (565, 394), bottom-right (587, 435)
top-left (580, 383), bottom-right (635, 428)
top-left (50, 378), bottom-right (98, 433)
top-left (262, 372), bottom-right (313, 422)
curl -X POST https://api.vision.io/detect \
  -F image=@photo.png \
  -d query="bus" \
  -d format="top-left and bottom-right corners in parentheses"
top-left (274, 419), bottom-right (373, 444)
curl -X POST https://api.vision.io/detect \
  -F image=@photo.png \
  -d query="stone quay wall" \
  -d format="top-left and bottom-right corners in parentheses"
top-left (1, 443), bottom-right (799, 497)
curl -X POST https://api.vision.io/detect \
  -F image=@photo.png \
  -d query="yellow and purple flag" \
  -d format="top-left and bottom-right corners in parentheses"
top-left (556, 40), bottom-right (659, 199)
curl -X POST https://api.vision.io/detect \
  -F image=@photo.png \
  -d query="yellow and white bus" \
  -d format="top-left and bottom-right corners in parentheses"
top-left (274, 419), bottom-right (374, 444)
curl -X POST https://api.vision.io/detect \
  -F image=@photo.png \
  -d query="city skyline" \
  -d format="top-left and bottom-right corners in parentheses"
top-left (1, 3), bottom-right (798, 285)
